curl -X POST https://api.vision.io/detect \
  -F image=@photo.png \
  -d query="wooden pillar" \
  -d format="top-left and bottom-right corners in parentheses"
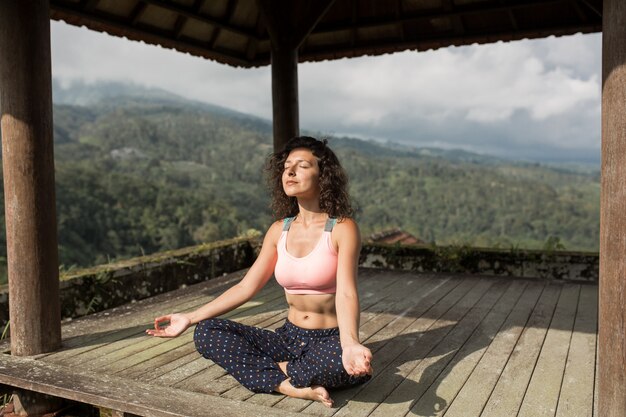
top-left (258, 0), bottom-right (335, 152)
top-left (270, 43), bottom-right (299, 152)
top-left (599, 0), bottom-right (626, 415)
top-left (0, 0), bottom-right (62, 357)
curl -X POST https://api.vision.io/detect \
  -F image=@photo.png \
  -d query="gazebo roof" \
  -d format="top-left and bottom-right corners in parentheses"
top-left (51, 0), bottom-right (602, 68)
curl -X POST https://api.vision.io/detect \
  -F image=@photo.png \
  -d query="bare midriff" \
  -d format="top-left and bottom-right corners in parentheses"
top-left (286, 292), bottom-right (338, 329)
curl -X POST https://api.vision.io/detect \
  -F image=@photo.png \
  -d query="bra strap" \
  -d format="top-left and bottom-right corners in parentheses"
top-left (324, 217), bottom-right (337, 232)
top-left (283, 217), bottom-right (296, 231)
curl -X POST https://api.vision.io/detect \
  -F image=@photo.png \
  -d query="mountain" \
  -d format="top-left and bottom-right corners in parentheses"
top-left (0, 80), bottom-right (601, 281)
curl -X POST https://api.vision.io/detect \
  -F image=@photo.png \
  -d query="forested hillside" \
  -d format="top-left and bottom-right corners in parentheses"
top-left (0, 82), bottom-right (600, 281)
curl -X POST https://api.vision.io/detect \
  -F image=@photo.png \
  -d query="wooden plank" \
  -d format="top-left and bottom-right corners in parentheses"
top-left (176, 368), bottom-right (240, 395)
top-left (138, 313), bottom-right (287, 385)
top-left (95, 297), bottom-right (289, 374)
top-left (440, 281), bottom-right (545, 417)
top-left (517, 284), bottom-right (581, 417)
top-left (220, 385), bottom-right (256, 402)
top-left (238, 271), bottom-right (426, 409)
top-left (36, 270), bottom-right (255, 359)
top-left (593, 339), bottom-right (599, 417)
top-left (326, 278), bottom-right (494, 417)
top-left (555, 284), bottom-right (598, 417)
top-left (153, 314), bottom-right (290, 388)
top-left (108, 305), bottom-right (287, 381)
top-left (55, 269), bottom-right (249, 345)
top-left (479, 283), bottom-right (563, 417)
top-left (275, 276), bottom-right (463, 413)
top-left (140, 313), bottom-right (292, 386)
top-left (367, 279), bottom-right (512, 417)
top-left (124, 346), bottom-right (199, 380)
top-left (151, 357), bottom-right (216, 386)
top-left (96, 271), bottom-right (390, 382)
top-left (45, 287), bottom-right (286, 367)
top-left (406, 280), bottom-right (530, 416)
top-left (0, 355), bottom-right (303, 417)
top-left (357, 276), bottom-right (452, 344)
top-left (306, 277), bottom-right (477, 417)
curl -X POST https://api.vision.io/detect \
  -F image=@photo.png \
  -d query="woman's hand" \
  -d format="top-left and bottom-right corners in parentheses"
top-left (342, 343), bottom-right (373, 377)
top-left (146, 313), bottom-right (191, 338)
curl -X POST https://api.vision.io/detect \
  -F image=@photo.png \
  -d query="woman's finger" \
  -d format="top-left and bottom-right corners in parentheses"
top-left (153, 315), bottom-right (171, 329)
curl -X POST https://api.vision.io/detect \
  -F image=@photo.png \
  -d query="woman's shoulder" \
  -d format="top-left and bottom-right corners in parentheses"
top-left (262, 219), bottom-right (286, 247)
top-left (334, 217), bottom-right (359, 228)
top-left (332, 217), bottom-right (361, 242)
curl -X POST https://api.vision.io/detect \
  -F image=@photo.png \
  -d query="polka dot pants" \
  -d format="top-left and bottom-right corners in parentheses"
top-left (193, 318), bottom-right (371, 393)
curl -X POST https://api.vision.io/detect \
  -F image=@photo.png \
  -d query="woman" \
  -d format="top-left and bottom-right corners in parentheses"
top-left (147, 136), bottom-right (373, 407)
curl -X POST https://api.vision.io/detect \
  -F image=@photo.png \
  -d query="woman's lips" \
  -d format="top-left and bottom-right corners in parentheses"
top-left (285, 181), bottom-right (298, 186)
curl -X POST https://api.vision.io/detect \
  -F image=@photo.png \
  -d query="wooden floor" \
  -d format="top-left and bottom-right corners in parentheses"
top-left (29, 268), bottom-right (598, 417)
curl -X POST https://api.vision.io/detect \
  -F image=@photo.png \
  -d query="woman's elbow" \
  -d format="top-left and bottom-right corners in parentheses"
top-left (336, 289), bottom-right (359, 306)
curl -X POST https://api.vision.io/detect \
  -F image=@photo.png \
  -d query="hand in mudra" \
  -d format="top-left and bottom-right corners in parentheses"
top-left (146, 313), bottom-right (191, 338)
top-left (342, 343), bottom-right (373, 377)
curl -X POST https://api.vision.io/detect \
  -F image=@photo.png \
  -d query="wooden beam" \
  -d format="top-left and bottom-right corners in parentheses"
top-left (442, 0), bottom-right (466, 36)
top-left (81, 0), bottom-right (99, 12)
top-left (208, 0), bottom-right (237, 49)
top-left (0, 355), bottom-right (303, 417)
top-left (313, 0), bottom-right (575, 36)
top-left (598, 1), bottom-right (626, 416)
top-left (50, 4), bottom-right (253, 67)
top-left (287, 21), bottom-right (602, 63)
top-left (129, 2), bottom-right (148, 26)
top-left (139, 0), bottom-right (258, 40)
top-left (173, 0), bottom-right (204, 40)
top-left (579, 0), bottom-right (602, 17)
top-left (291, 0), bottom-right (336, 49)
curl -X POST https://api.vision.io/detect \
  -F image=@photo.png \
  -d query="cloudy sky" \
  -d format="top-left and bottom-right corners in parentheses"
top-left (51, 21), bottom-right (602, 164)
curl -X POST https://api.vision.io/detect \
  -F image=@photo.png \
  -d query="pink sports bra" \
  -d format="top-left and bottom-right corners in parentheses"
top-left (274, 216), bottom-right (338, 295)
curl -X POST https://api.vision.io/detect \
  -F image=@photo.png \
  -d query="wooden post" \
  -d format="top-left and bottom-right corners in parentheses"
top-left (599, 0), bottom-right (626, 415)
top-left (270, 44), bottom-right (299, 152)
top-left (0, 0), bottom-right (62, 357)
top-left (258, 0), bottom-right (335, 152)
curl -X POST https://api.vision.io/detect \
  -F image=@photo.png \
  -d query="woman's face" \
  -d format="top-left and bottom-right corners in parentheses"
top-left (282, 148), bottom-right (321, 199)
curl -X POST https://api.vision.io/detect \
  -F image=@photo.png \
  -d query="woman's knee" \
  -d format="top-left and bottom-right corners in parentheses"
top-left (193, 318), bottom-right (226, 356)
top-left (289, 358), bottom-right (370, 389)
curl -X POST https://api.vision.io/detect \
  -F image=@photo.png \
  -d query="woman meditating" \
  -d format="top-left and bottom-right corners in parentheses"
top-left (146, 136), bottom-right (373, 407)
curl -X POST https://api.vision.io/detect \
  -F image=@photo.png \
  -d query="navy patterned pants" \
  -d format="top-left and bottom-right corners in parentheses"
top-left (193, 318), bottom-right (371, 393)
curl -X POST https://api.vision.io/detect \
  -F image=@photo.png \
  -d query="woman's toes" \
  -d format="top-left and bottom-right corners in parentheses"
top-left (312, 386), bottom-right (333, 407)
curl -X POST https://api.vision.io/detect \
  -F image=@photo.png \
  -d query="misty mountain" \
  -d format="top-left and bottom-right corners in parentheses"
top-left (0, 80), bottom-right (599, 281)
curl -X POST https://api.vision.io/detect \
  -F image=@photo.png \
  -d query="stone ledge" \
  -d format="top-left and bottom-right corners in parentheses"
top-left (0, 240), bottom-right (597, 327)
top-left (0, 237), bottom-right (261, 326)
top-left (360, 243), bottom-right (598, 282)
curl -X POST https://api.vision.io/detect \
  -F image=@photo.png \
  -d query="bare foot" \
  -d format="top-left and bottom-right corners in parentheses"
top-left (277, 382), bottom-right (334, 408)
top-left (308, 385), bottom-right (333, 408)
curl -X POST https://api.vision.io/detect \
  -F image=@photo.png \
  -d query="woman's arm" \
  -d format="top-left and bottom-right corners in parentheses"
top-left (334, 218), bottom-right (373, 376)
top-left (147, 220), bottom-right (283, 337)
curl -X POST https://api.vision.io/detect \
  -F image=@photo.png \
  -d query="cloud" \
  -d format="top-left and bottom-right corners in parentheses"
top-left (51, 20), bottom-right (272, 117)
top-left (299, 34), bottom-right (601, 160)
top-left (50, 20), bottom-right (601, 162)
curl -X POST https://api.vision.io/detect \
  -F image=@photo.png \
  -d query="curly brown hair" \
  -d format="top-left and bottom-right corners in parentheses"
top-left (265, 136), bottom-right (354, 220)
